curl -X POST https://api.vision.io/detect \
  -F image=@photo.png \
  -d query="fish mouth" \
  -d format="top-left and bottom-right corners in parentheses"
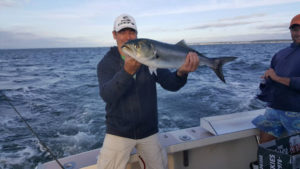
top-left (121, 45), bottom-right (132, 51)
top-left (121, 45), bottom-right (135, 57)
top-left (121, 45), bottom-right (130, 52)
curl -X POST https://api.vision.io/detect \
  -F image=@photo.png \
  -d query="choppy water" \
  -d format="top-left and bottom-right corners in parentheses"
top-left (0, 42), bottom-right (290, 168)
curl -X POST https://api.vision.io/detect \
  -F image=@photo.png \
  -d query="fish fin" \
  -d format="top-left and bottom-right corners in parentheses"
top-left (176, 40), bottom-right (198, 53)
top-left (210, 57), bottom-right (237, 83)
top-left (148, 67), bottom-right (157, 75)
top-left (153, 48), bottom-right (159, 58)
top-left (175, 40), bottom-right (189, 48)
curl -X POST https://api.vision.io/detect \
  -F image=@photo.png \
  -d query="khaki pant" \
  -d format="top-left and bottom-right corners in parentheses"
top-left (96, 133), bottom-right (168, 169)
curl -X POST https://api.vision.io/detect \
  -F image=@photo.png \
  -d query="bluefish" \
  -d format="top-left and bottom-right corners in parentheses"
top-left (122, 38), bottom-right (237, 83)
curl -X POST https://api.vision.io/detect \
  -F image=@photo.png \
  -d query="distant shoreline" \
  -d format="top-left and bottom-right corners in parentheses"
top-left (190, 39), bottom-right (292, 45)
top-left (0, 39), bottom-right (293, 50)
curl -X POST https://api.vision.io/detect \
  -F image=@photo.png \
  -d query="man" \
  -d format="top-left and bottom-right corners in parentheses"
top-left (96, 14), bottom-right (199, 169)
top-left (252, 14), bottom-right (300, 143)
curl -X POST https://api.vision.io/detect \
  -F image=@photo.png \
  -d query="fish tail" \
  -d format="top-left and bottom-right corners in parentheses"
top-left (211, 57), bottom-right (237, 83)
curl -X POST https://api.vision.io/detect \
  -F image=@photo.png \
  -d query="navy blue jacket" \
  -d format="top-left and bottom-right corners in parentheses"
top-left (97, 47), bottom-right (187, 139)
top-left (258, 43), bottom-right (300, 111)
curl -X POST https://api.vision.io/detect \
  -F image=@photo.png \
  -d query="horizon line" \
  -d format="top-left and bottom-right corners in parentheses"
top-left (0, 39), bottom-right (292, 50)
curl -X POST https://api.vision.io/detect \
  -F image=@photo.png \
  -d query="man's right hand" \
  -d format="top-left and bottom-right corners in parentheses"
top-left (124, 55), bottom-right (141, 75)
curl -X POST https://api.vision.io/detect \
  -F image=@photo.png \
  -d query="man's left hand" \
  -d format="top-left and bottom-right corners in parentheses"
top-left (177, 52), bottom-right (199, 77)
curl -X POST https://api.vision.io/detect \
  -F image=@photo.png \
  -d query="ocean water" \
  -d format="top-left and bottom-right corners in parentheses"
top-left (0, 42), bottom-right (290, 169)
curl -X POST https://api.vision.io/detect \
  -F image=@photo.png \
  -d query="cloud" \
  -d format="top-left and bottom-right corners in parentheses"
top-left (0, 0), bottom-right (17, 7)
top-left (137, 0), bottom-right (300, 17)
top-left (0, 30), bottom-right (99, 49)
top-left (256, 23), bottom-right (289, 30)
top-left (184, 13), bottom-right (265, 30)
top-left (0, 0), bottom-right (29, 8)
top-left (188, 21), bottom-right (257, 30)
top-left (183, 12), bottom-right (290, 31)
top-left (218, 13), bottom-right (267, 22)
top-left (141, 13), bottom-right (264, 32)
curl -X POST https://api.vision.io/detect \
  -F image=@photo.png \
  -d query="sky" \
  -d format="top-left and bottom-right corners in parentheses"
top-left (0, 0), bottom-right (299, 49)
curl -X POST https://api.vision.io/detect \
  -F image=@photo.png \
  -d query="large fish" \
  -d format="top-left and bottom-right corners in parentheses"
top-left (121, 38), bottom-right (237, 83)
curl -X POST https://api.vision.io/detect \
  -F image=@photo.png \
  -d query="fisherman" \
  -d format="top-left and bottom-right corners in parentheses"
top-left (96, 14), bottom-right (199, 169)
top-left (252, 14), bottom-right (300, 143)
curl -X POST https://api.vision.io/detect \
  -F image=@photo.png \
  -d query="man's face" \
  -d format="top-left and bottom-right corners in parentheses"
top-left (290, 25), bottom-right (300, 44)
top-left (113, 28), bottom-right (137, 50)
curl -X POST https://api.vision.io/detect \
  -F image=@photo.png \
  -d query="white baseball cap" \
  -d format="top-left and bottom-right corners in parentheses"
top-left (113, 14), bottom-right (137, 32)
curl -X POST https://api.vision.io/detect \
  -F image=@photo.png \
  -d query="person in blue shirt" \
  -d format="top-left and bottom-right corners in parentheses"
top-left (96, 14), bottom-right (199, 169)
top-left (252, 14), bottom-right (300, 143)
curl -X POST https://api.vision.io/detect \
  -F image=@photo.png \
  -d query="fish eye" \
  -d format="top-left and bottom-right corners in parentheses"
top-left (134, 43), bottom-right (140, 49)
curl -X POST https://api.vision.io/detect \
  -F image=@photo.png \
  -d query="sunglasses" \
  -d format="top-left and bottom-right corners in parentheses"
top-left (290, 25), bottom-right (300, 32)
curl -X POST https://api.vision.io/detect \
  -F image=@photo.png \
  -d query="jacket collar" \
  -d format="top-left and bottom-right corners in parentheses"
top-left (291, 42), bottom-right (300, 48)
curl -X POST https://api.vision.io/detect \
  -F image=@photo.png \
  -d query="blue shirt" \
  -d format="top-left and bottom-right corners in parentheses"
top-left (258, 43), bottom-right (300, 111)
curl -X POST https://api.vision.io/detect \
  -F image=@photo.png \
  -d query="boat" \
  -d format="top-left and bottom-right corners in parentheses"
top-left (36, 109), bottom-right (265, 169)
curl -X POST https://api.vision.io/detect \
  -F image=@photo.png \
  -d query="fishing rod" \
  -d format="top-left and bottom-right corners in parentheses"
top-left (0, 91), bottom-right (65, 169)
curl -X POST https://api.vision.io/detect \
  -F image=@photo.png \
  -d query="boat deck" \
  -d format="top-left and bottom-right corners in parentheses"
top-left (37, 109), bottom-right (265, 169)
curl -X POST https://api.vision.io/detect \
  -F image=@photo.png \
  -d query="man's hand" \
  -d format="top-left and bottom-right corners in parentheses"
top-left (177, 52), bottom-right (199, 77)
top-left (124, 55), bottom-right (141, 75)
top-left (262, 68), bottom-right (278, 80)
top-left (262, 68), bottom-right (290, 86)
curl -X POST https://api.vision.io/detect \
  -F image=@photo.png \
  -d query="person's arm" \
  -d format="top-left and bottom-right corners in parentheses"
top-left (98, 53), bottom-right (142, 104)
top-left (262, 47), bottom-right (300, 91)
top-left (155, 52), bottom-right (200, 91)
top-left (274, 76), bottom-right (291, 86)
top-left (97, 60), bottom-right (133, 104)
top-left (155, 69), bottom-right (187, 91)
top-left (262, 68), bottom-right (300, 91)
top-left (262, 68), bottom-right (290, 86)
